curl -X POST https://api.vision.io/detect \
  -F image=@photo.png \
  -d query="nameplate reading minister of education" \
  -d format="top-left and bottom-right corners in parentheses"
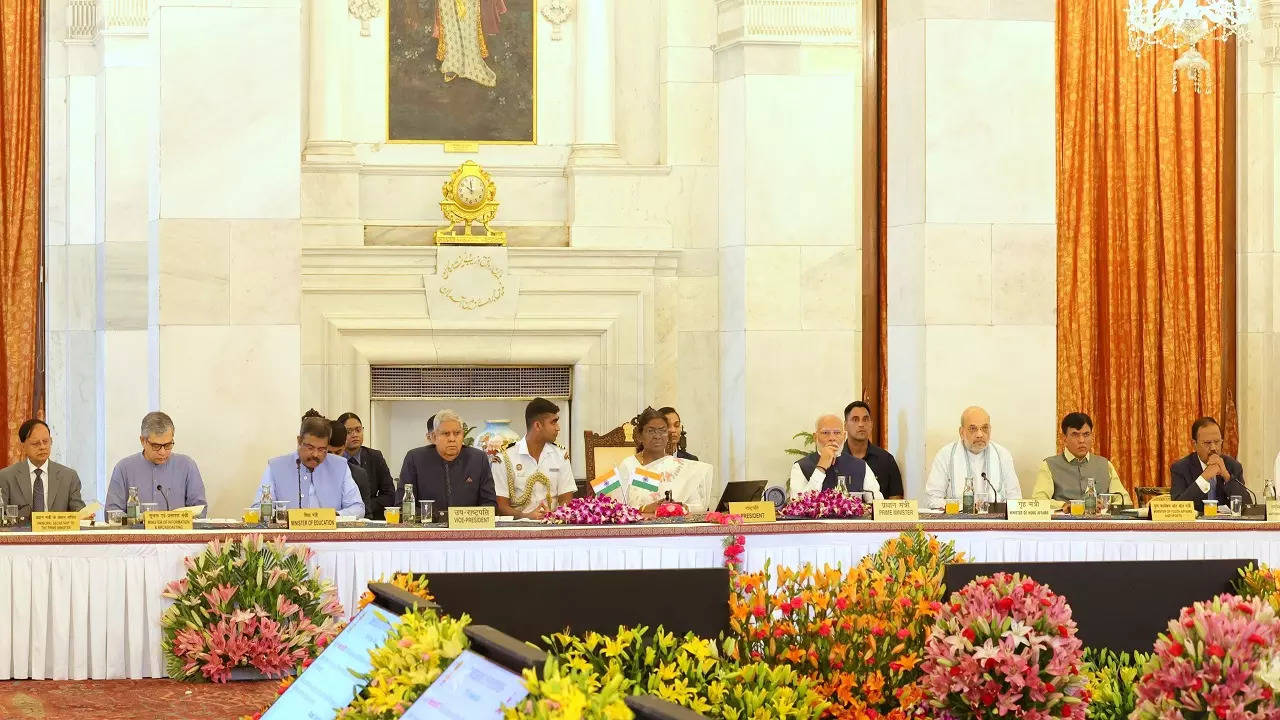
top-left (288, 508), bottom-right (338, 530)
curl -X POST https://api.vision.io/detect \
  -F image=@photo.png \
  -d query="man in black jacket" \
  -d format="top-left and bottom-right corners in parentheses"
top-left (1170, 416), bottom-right (1247, 512)
top-left (337, 412), bottom-right (396, 519)
top-left (398, 409), bottom-right (497, 517)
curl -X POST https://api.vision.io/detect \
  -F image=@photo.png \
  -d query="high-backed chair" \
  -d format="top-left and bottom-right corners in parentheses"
top-left (582, 422), bottom-right (637, 493)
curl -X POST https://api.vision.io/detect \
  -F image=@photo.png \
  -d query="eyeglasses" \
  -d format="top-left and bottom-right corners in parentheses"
top-left (145, 440), bottom-right (175, 452)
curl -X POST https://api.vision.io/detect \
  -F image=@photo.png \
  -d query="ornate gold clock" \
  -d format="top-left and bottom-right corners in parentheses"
top-left (435, 161), bottom-right (507, 246)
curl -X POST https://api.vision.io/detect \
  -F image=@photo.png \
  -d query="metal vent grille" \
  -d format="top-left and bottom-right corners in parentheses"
top-left (370, 366), bottom-right (572, 400)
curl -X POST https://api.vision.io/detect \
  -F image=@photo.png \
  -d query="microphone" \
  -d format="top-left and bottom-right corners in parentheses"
top-left (981, 472), bottom-right (1000, 502)
top-left (1228, 473), bottom-right (1256, 505)
top-left (296, 457), bottom-right (305, 510)
top-left (156, 484), bottom-right (171, 511)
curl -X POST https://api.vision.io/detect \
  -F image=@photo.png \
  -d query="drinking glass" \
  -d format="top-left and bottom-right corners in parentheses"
top-left (1230, 495), bottom-right (1243, 516)
top-left (419, 500), bottom-right (435, 524)
top-left (5, 505), bottom-right (17, 526)
top-left (1202, 500), bottom-right (1219, 517)
top-left (1069, 500), bottom-right (1084, 516)
top-left (944, 498), bottom-right (960, 515)
top-left (140, 502), bottom-right (159, 518)
top-left (243, 507), bottom-right (261, 524)
top-left (384, 507), bottom-right (401, 524)
top-left (107, 509), bottom-right (125, 526)
top-left (272, 501), bottom-right (289, 525)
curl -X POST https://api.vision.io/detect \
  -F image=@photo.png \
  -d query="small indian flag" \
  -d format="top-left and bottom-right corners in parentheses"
top-left (592, 469), bottom-right (622, 496)
top-left (632, 468), bottom-right (662, 493)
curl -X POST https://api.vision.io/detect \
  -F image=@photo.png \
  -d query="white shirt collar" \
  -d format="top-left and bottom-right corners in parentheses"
top-left (514, 436), bottom-right (530, 458)
top-left (29, 459), bottom-right (49, 475)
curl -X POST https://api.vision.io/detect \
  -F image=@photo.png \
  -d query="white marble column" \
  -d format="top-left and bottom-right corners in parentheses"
top-left (1235, 8), bottom-right (1280, 492)
top-left (304, 0), bottom-right (355, 162)
top-left (569, 0), bottom-right (621, 162)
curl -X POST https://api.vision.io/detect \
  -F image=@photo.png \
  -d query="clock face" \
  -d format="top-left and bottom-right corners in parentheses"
top-left (457, 175), bottom-right (485, 207)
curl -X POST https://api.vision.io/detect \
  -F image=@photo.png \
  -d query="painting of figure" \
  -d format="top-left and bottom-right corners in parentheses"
top-left (389, 0), bottom-right (536, 143)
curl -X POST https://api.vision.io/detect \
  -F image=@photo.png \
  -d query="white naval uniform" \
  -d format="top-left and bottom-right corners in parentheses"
top-left (493, 436), bottom-right (576, 511)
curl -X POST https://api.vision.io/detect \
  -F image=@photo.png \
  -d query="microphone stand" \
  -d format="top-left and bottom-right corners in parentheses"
top-left (157, 484), bottom-right (171, 511)
top-left (981, 472), bottom-right (1007, 515)
top-left (296, 457), bottom-right (305, 510)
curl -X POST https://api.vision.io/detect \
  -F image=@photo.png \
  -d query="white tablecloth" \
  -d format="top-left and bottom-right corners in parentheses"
top-left (3, 524), bottom-right (1279, 680)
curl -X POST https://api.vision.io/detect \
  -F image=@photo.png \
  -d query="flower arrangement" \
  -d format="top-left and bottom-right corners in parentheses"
top-left (1236, 564), bottom-right (1280, 613)
top-left (779, 489), bottom-right (869, 519)
top-left (356, 572), bottom-right (434, 612)
top-left (544, 495), bottom-right (643, 525)
top-left (919, 572), bottom-right (1087, 720)
top-left (1132, 593), bottom-right (1280, 720)
top-left (708, 511), bottom-right (746, 572)
top-left (160, 535), bottom-right (343, 683)
top-left (1082, 648), bottom-right (1148, 720)
top-left (503, 657), bottom-right (635, 720)
top-left (336, 607), bottom-right (472, 719)
top-left (543, 625), bottom-right (828, 719)
top-left (724, 528), bottom-right (960, 719)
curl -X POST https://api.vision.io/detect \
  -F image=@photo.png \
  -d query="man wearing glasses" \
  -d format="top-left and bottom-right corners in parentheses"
top-left (106, 411), bottom-right (207, 517)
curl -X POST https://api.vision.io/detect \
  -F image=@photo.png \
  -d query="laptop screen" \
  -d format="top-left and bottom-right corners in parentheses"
top-left (261, 604), bottom-right (403, 720)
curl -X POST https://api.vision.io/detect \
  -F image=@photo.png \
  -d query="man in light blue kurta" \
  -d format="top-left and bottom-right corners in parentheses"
top-left (256, 416), bottom-right (364, 517)
top-left (106, 411), bottom-right (207, 516)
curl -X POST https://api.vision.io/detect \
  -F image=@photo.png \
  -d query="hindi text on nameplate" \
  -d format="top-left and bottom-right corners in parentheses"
top-left (872, 500), bottom-right (919, 522)
top-left (32, 512), bottom-right (81, 533)
top-left (1266, 501), bottom-right (1280, 522)
top-left (143, 510), bottom-right (194, 531)
top-left (448, 506), bottom-right (496, 529)
top-left (1006, 498), bottom-right (1053, 522)
top-left (1148, 499), bottom-right (1197, 522)
top-left (287, 508), bottom-right (338, 530)
top-left (728, 501), bottom-right (776, 523)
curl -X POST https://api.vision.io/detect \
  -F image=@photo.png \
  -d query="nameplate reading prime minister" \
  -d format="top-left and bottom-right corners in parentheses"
top-left (288, 508), bottom-right (338, 530)
top-left (449, 506), bottom-right (496, 529)
top-left (143, 510), bottom-right (194, 531)
top-left (32, 512), bottom-right (81, 532)
top-left (1149, 499), bottom-right (1197, 522)
top-left (1266, 501), bottom-right (1280, 522)
top-left (872, 500), bottom-right (919, 522)
top-left (1006, 499), bottom-right (1053, 522)
top-left (728, 501), bottom-right (776, 523)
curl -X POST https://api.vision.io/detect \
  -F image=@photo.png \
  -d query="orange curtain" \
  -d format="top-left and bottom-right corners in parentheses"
top-left (1056, 0), bottom-right (1235, 493)
top-left (0, 0), bottom-right (43, 463)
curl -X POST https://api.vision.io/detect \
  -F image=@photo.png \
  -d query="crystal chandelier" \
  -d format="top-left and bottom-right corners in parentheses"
top-left (1125, 0), bottom-right (1256, 93)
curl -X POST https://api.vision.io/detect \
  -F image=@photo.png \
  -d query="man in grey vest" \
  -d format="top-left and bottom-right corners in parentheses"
top-left (1032, 412), bottom-right (1132, 507)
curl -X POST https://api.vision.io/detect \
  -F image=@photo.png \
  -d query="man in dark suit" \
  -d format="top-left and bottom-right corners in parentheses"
top-left (0, 419), bottom-right (86, 520)
top-left (336, 412), bottom-right (396, 519)
top-left (398, 409), bottom-right (496, 517)
top-left (1170, 416), bottom-right (1246, 512)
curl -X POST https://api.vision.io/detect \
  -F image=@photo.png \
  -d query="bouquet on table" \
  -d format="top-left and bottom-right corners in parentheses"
top-left (160, 534), bottom-right (343, 683)
top-left (779, 488), bottom-right (870, 519)
top-left (544, 495), bottom-right (643, 525)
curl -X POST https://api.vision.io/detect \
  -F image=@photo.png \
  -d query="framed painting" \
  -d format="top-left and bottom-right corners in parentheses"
top-left (388, 0), bottom-right (537, 143)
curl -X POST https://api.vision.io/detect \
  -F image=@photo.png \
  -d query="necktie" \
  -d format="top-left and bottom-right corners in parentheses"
top-left (32, 468), bottom-right (45, 513)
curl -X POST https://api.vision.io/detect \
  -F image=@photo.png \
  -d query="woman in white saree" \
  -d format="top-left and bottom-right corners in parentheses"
top-left (600, 407), bottom-right (715, 513)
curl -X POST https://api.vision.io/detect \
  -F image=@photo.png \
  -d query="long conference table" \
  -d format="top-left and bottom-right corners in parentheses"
top-left (4, 517), bottom-right (1280, 681)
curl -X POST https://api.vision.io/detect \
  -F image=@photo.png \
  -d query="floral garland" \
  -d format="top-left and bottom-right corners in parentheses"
top-left (544, 495), bottom-right (643, 525)
top-left (707, 511), bottom-right (745, 573)
top-left (160, 535), bottom-right (343, 683)
top-left (779, 489), bottom-right (869, 519)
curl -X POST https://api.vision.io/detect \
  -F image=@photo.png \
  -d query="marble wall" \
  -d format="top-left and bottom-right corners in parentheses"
top-left (887, 0), bottom-right (1057, 497)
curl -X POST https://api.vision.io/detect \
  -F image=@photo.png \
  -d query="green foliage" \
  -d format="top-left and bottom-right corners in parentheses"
top-left (786, 431), bottom-right (816, 458)
top-left (1082, 647), bottom-right (1149, 720)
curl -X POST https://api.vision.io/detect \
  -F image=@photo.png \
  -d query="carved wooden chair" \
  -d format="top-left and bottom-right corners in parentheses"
top-left (580, 422), bottom-right (638, 497)
top-left (1134, 486), bottom-right (1169, 508)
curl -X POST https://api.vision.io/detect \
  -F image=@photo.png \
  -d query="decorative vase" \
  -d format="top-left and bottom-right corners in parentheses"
top-left (473, 419), bottom-right (520, 453)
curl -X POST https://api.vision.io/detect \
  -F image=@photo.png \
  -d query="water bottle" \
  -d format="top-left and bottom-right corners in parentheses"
top-left (401, 483), bottom-right (417, 523)
top-left (258, 486), bottom-right (273, 526)
top-left (1267, 478), bottom-right (1278, 502)
top-left (836, 475), bottom-right (850, 495)
top-left (962, 477), bottom-right (975, 514)
top-left (1083, 478), bottom-right (1098, 515)
top-left (126, 486), bottom-right (141, 526)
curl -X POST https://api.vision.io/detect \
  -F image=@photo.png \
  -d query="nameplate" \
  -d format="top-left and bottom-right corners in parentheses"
top-left (1149, 499), bottom-right (1197, 522)
top-left (143, 510), bottom-right (194, 531)
top-left (448, 506), bottom-right (496, 529)
top-left (872, 500), bottom-right (919, 522)
top-left (1267, 501), bottom-right (1280, 522)
top-left (287, 508), bottom-right (337, 530)
top-left (728, 501), bottom-right (776, 523)
top-left (443, 141), bottom-right (480, 153)
top-left (32, 512), bottom-right (80, 532)
top-left (1006, 499), bottom-right (1053, 522)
